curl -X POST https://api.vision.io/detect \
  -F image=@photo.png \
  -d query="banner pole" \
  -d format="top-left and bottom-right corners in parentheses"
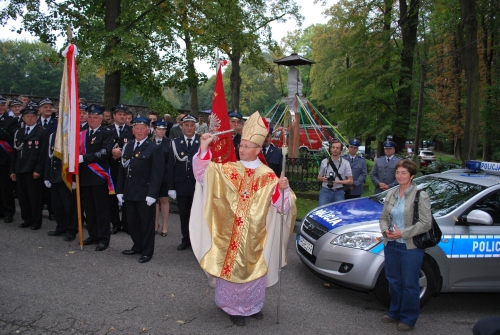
top-left (76, 174), bottom-right (83, 250)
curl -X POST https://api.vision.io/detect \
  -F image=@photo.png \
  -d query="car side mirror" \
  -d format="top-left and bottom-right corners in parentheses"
top-left (462, 209), bottom-right (493, 226)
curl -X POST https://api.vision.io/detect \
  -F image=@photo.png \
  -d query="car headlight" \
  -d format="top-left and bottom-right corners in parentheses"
top-left (330, 232), bottom-right (383, 251)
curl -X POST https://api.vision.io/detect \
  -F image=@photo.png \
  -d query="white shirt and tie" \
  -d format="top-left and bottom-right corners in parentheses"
top-left (184, 136), bottom-right (194, 150)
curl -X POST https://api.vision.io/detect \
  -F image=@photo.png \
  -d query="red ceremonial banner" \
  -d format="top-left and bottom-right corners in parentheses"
top-left (209, 60), bottom-right (237, 164)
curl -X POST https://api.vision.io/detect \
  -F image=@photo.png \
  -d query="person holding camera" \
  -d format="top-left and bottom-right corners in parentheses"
top-left (317, 140), bottom-right (353, 206)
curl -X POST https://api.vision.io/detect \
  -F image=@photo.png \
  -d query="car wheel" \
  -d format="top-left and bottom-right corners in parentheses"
top-left (374, 259), bottom-right (436, 308)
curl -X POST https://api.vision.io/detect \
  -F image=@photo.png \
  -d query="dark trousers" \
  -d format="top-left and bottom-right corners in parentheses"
top-left (17, 172), bottom-right (43, 227)
top-left (177, 195), bottom-right (193, 244)
top-left (0, 164), bottom-right (15, 217)
top-left (125, 200), bottom-right (155, 256)
top-left (109, 194), bottom-right (127, 230)
top-left (81, 184), bottom-right (111, 244)
top-left (43, 185), bottom-right (53, 215)
top-left (51, 182), bottom-right (78, 235)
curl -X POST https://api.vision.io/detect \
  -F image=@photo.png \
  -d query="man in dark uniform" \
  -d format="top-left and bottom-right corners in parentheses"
top-left (167, 114), bottom-right (199, 250)
top-left (10, 105), bottom-right (48, 230)
top-left (262, 129), bottom-right (283, 177)
top-left (78, 104), bottom-right (114, 251)
top-left (0, 95), bottom-right (18, 223)
top-left (343, 138), bottom-right (367, 199)
top-left (229, 111), bottom-right (243, 160)
top-left (38, 98), bottom-right (57, 221)
top-left (9, 99), bottom-right (24, 129)
top-left (44, 131), bottom-right (78, 241)
top-left (80, 103), bottom-right (89, 130)
top-left (108, 104), bottom-right (134, 234)
top-left (370, 140), bottom-right (401, 194)
top-left (117, 117), bottom-right (164, 263)
top-left (148, 111), bottom-right (159, 137)
top-left (37, 98), bottom-right (58, 133)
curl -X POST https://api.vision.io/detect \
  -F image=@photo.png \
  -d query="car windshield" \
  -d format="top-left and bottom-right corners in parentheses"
top-left (369, 176), bottom-right (486, 217)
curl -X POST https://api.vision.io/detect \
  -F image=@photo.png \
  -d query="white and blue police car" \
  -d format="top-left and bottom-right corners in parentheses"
top-left (296, 160), bottom-right (500, 306)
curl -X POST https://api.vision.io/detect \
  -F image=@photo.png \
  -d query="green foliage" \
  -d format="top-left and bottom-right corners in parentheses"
top-left (309, 0), bottom-right (401, 142)
top-left (0, 39), bottom-right (103, 100)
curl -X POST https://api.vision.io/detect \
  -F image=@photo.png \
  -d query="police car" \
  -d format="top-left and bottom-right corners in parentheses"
top-left (296, 160), bottom-right (500, 306)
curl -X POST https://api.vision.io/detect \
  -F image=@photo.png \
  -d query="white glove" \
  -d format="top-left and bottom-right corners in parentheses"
top-left (117, 194), bottom-right (124, 206)
top-left (72, 182), bottom-right (76, 190)
top-left (146, 196), bottom-right (156, 206)
top-left (44, 180), bottom-right (52, 188)
top-left (78, 155), bottom-right (84, 163)
top-left (168, 190), bottom-right (176, 200)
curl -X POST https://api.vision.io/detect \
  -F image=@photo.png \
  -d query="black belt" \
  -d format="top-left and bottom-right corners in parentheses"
top-left (325, 187), bottom-right (343, 191)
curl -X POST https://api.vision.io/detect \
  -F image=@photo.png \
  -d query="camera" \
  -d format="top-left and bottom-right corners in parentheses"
top-left (326, 172), bottom-right (335, 189)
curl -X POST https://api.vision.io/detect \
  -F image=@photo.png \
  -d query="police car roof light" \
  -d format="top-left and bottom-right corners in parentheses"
top-left (466, 160), bottom-right (500, 175)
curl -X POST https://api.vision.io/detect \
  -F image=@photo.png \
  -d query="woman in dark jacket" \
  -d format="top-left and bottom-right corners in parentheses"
top-left (379, 160), bottom-right (432, 332)
top-left (152, 120), bottom-right (171, 236)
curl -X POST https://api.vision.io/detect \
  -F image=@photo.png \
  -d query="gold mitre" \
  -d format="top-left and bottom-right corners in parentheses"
top-left (241, 111), bottom-right (268, 147)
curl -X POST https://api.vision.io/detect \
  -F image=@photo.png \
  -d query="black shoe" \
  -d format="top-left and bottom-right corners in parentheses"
top-left (19, 222), bottom-right (31, 228)
top-left (43, 204), bottom-right (48, 210)
top-left (83, 237), bottom-right (98, 245)
top-left (48, 214), bottom-right (56, 221)
top-left (177, 242), bottom-right (191, 250)
top-left (229, 315), bottom-right (246, 326)
top-left (31, 226), bottom-right (41, 230)
top-left (250, 311), bottom-right (263, 320)
top-left (138, 255), bottom-right (152, 263)
top-left (64, 235), bottom-right (76, 242)
top-left (4, 216), bottom-right (13, 223)
top-left (95, 243), bottom-right (108, 251)
top-left (111, 226), bottom-right (121, 234)
top-left (122, 249), bottom-right (139, 255)
top-left (47, 230), bottom-right (66, 236)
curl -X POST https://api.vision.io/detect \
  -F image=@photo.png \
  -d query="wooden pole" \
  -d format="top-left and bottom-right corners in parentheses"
top-left (76, 174), bottom-right (83, 250)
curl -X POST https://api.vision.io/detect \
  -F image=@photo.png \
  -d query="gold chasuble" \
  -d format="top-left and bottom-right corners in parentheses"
top-left (196, 161), bottom-right (296, 284)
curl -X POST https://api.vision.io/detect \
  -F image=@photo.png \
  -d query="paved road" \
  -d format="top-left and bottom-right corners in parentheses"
top-left (1, 208), bottom-right (498, 334)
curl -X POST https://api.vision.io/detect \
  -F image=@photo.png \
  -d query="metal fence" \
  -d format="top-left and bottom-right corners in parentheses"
top-left (284, 157), bottom-right (323, 192)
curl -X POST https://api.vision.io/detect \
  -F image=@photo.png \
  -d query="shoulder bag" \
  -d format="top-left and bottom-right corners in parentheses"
top-left (412, 190), bottom-right (442, 248)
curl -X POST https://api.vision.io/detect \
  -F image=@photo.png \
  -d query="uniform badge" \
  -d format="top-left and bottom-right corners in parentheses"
top-left (35, 140), bottom-right (39, 149)
top-left (180, 140), bottom-right (184, 144)
top-left (181, 152), bottom-right (184, 156)
top-left (91, 137), bottom-right (96, 144)
top-left (135, 151), bottom-right (140, 157)
top-left (28, 141), bottom-right (32, 148)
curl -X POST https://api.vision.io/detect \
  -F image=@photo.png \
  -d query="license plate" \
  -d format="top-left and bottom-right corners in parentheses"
top-left (298, 235), bottom-right (314, 255)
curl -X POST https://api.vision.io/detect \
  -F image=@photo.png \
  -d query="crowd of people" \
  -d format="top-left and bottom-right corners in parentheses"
top-left (0, 96), bottom-right (296, 326)
top-left (3, 93), bottom-right (455, 332)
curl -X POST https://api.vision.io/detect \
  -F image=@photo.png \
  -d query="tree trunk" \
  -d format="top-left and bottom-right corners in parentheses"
top-left (393, 0), bottom-right (420, 152)
top-left (103, 0), bottom-right (121, 109)
top-left (230, 53), bottom-right (242, 112)
top-left (460, 0), bottom-right (480, 163)
top-left (104, 71), bottom-right (121, 109)
top-left (452, 31), bottom-right (462, 161)
top-left (480, 13), bottom-right (494, 161)
top-left (184, 32), bottom-right (199, 115)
